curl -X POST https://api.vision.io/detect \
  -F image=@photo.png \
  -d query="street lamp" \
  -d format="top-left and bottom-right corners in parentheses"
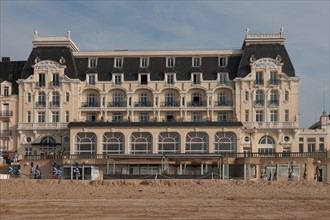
top-left (244, 127), bottom-right (256, 155)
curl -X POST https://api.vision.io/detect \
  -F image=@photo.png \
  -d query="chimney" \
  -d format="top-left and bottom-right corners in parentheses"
top-left (2, 57), bottom-right (10, 62)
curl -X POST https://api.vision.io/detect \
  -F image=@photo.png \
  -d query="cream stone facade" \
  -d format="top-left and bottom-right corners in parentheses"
top-left (0, 29), bottom-right (329, 181)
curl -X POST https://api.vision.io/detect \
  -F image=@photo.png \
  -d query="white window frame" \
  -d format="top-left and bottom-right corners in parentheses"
top-left (52, 111), bottom-right (59, 123)
top-left (270, 110), bottom-right (278, 122)
top-left (38, 111), bottom-right (45, 123)
top-left (88, 58), bottom-right (97, 68)
top-left (113, 74), bottom-right (123, 85)
top-left (165, 73), bottom-right (175, 85)
top-left (114, 57), bottom-right (123, 68)
top-left (256, 110), bottom-right (263, 122)
top-left (140, 58), bottom-right (149, 68)
top-left (192, 57), bottom-right (201, 67)
top-left (192, 73), bottom-right (202, 85)
top-left (218, 72), bottom-right (229, 84)
top-left (138, 73), bottom-right (150, 85)
top-left (87, 74), bottom-right (97, 85)
top-left (166, 57), bottom-right (175, 67)
top-left (219, 57), bottom-right (227, 67)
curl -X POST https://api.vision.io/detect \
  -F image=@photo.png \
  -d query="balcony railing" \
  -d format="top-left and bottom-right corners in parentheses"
top-left (248, 122), bottom-right (297, 129)
top-left (107, 102), bottom-right (127, 107)
top-left (161, 101), bottom-right (180, 107)
top-left (134, 102), bottom-right (153, 107)
top-left (36, 81), bottom-right (46, 88)
top-left (214, 101), bottom-right (232, 106)
top-left (255, 79), bottom-right (264, 85)
top-left (0, 130), bottom-right (12, 137)
top-left (35, 102), bottom-right (46, 107)
top-left (268, 99), bottom-right (279, 106)
top-left (0, 110), bottom-right (13, 117)
top-left (188, 101), bottom-right (206, 107)
top-left (50, 81), bottom-right (60, 87)
top-left (49, 101), bottom-right (60, 107)
top-left (269, 79), bottom-right (279, 85)
top-left (18, 123), bottom-right (68, 130)
top-left (81, 102), bottom-right (100, 107)
top-left (254, 100), bottom-right (264, 106)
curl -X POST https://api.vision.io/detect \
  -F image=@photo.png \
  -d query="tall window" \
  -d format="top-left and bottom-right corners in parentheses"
top-left (39, 73), bottom-right (45, 87)
top-left (285, 110), bottom-right (289, 122)
top-left (193, 57), bottom-right (201, 67)
top-left (140, 58), bottom-right (149, 68)
top-left (114, 74), bottom-right (122, 85)
top-left (218, 112), bottom-right (228, 121)
top-left (256, 110), bottom-right (263, 122)
top-left (3, 87), bottom-right (9, 96)
top-left (219, 57), bottom-right (227, 67)
top-left (87, 93), bottom-right (97, 106)
top-left (269, 90), bottom-right (278, 105)
top-left (192, 73), bottom-right (201, 85)
top-left (74, 132), bottom-right (97, 154)
top-left (52, 111), bottom-right (59, 123)
top-left (308, 144), bottom-right (315, 152)
top-left (52, 73), bottom-right (59, 86)
top-left (245, 110), bottom-right (249, 122)
top-left (102, 132), bottom-right (124, 154)
top-left (255, 90), bottom-right (264, 105)
top-left (27, 111), bottom-right (31, 123)
top-left (38, 92), bottom-right (46, 106)
top-left (166, 58), bottom-right (175, 67)
top-left (285, 90), bottom-right (289, 101)
top-left (38, 112), bottom-right (45, 123)
top-left (270, 110), bottom-right (278, 122)
top-left (166, 74), bottom-right (174, 84)
top-left (218, 92), bottom-right (228, 106)
top-left (138, 93), bottom-right (149, 106)
top-left (270, 72), bottom-right (278, 85)
top-left (66, 111), bottom-right (69, 122)
top-left (158, 132), bottom-right (180, 153)
top-left (114, 58), bottom-right (123, 68)
top-left (112, 113), bottom-right (123, 122)
top-left (28, 93), bottom-right (31, 102)
top-left (112, 93), bottom-right (123, 106)
top-left (256, 71), bottom-right (263, 85)
top-left (165, 93), bottom-right (175, 106)
top-left (89, 58), bottom-right (97, 68)
top-left (139, 113), bottom-right (149, 122)
top-left (245, 91), bottom-right (249, 101)
top-left (192, 112), bottom-right (201, 122)
top-left (185, 132), bottom-right (208, 153)
top-left (52, 91), bottom-right (60, 106)
top-left (140, 74), bottom-right (148, 85)
top-left (88, 75), bottom-right (96, 85)
top-left (219, 73), bottom-right (228, 84)
top-left (66, 92), bottom-right (70, 102)
top-left (191, 92), bottom-right (202, 106)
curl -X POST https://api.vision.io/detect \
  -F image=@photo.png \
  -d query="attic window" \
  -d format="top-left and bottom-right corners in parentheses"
top-left (219, 57), bottom-right (227, 67)
top-left (88, 58), bottom-right (97, 68)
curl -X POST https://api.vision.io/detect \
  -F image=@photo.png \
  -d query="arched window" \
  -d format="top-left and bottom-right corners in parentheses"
top-left (40, 136), bottom-right (56, 152)
top-left (258, 135), bottom-right (275, 155)
top-left (214, 132), bottom-right (237, 153)
top-left (185, 132), bottom-right (208, 153)
top-left (255, 90), bottom-right (264, 105)
top-left (52, 91), bottom-right (60, 106)
top-left (130, 132), bottom-right (152, 154)
top-left (158, 132), bottom-right (180, 153)
top-left (38, 91), bottom-right (46, 104)
top-left (74, 132), bottom-right (97, 154)
top-left (269, 90), bottom-right (278, 105)
top-left (102, 132), bottom-right (124, 154)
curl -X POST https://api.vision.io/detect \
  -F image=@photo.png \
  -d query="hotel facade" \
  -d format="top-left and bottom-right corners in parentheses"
top-left (1, 29), bottom-right (329, 181)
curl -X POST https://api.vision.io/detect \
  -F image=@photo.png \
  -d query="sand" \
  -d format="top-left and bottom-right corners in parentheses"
top-left (0, 179), bottom-right (329, 219)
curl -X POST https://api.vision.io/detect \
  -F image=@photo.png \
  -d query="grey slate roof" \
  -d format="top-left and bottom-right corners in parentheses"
top-left (0, 61), bottom-right (26, 94)
top-left (238, 44), bottom-right (295, 77)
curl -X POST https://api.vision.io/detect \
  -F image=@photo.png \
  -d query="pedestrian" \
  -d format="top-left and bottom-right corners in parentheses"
top-left (13, 151), bottom-right (18, 163)
top-left (17, 164), bottom-right (22, 177)
top-left (73, 162), bottom-right (80, 179)
top-left (57, 164), bottom-right (62, 179)
top-left (8, 165), bottom-right (14, 176)
top-left (52, 164), bottom-right (58, 179)
top-left (35, 164), bottom-right (41, 179)
top-left (30, 162), bottom-right (34, 178)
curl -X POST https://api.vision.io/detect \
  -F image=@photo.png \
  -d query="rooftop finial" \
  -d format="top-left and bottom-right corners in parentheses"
top-left (245, 28), bottom-right (250, 37)
top-left (66, 31), bottom-right (71, 39)
top-left (280, 27), bottom-right (284, 38)
top-left (34, 31), bottom-right (38, 39)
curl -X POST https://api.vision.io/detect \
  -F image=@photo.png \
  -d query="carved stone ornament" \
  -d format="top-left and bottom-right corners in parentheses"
top-left (250, 55), bottom-right (256, 63)
top-left (59, 57), bottom-right (66, 64)
top-left (275, 55), bottom-right (282, 63)
top-left (34, 57), bottom-right (40, 64)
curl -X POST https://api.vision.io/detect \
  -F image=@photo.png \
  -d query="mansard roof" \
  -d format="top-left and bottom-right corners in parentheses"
top-left (0, 61), bottom-right (25, 94)
top-left (21, 47), bottom-right (78, 79)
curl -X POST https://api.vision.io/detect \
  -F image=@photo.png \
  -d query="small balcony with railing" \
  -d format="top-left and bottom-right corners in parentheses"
top-left (18, 123), bottom-right (68, 130)
top-left (49, 101), bottom-right (60, 108)
top-left (161, 101), bottom-right (180, 107)
top-left (269, 79), bottom-right (279, 86)
top-left (214, 101), bottom-right (233, 108)
top-left (35, 81), bottom-right (46, 88)
top-left (0, 110), bottom-right (13, 118)
top-left (254, 100), bottom-right (264, 107)
top-left (0, 130), bottom-right (12, 137)
top-left (255, 79), bottom-right (264, 86)
top-left (188, 101), bottom-right (206, 107)
top-left (107, 101), bottom-right (127, 107)
top-left (268, 99), bottom-right (279, 107)
top-left (35, 101), bottom-right (46, 108)
top-left (134, 101), bottom-right (153, 107)
top-left (49, 81), bottom-right (60, 88)
top-left (81, 102), bottom-right (100, 108)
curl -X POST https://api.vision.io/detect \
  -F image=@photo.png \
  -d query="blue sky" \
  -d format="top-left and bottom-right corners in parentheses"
top-left (0, 0), bottom-right (329, 128)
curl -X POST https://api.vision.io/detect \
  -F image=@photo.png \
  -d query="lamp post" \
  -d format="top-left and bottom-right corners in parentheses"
top-left (244, 127), bottom-right (256, 156)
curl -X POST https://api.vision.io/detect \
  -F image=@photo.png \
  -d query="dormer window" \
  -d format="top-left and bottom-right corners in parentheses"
top-left (87, 74), bottom-right (96, 85)
top-left (114, 58), bottom-right (123, 68)
top-left (192, 73), bottom-right (201, 85)
top-left (88, 58), bottom-right (97, 68)
top-left (166, 57), bottom-right (175, 67)
top-left (113, 74), bottom-right (123, 85)
top-left (139, 73), bottom-right (149, 85)
top-left (140, 58), bottom-right (149, 68)
top-left (193, 57), bottom-right (201, 67)
top-left (218, 72), bottom-right (229, 84)
top-left (165, 73), bottom-right (175, 85)
top-left (219, 57), bottom-right (227, 67)
top-left (3, 87), bottom-right (9, 97)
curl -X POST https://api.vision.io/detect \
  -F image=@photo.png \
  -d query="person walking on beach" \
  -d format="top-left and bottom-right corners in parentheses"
top-left (74, 162), bottom-right (80, 180)
top-left (30, 162), bottom-right (34, 178)
top-left (13, 151), bottom-right (18, 164)
top-left (17, 164), bottom-right (22, 178)
top-left (57, 164), bottom-right (62, 179)
top-left (35, 164), bottom-right (41, 179)
top-left (8, 165), bottom-right (14, 177)
top-left (52, 164), bottom-right (58, 179)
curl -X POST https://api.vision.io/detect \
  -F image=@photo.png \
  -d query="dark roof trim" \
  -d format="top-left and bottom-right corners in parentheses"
top-left (68, 121), bottom-right (243, 128)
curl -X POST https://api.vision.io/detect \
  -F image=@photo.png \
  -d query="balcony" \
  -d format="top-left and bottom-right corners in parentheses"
top-left (49, 101), bottom-right (60, 108)
top-left (247, 122), bottom-right (297, 129)
top-left (214, 101), bottom-right (233, 107)
top-left (107, 102), bottom-right (127, 107)
top-left (268, 99), bottom-right (279, 106)
top-left (0, 130), bottom-right (12, 137)
top-left (0, 110), bottom-right (13, 118)
top-left (161, 101), bottom-right (180, 107)
top-left (35, 81), bottom-right (46, 88)
top-left (255, 79), bottom-right (264, 85)
top-left (188, 101), bottom-right (206, 107)
top-left (269, 79), bottom-right (279, 85)
top-left (81, 102), bottom-right (100, 107)
top-left (134, 102), bottom-right (153, 107)
top-left (18, 123), bottom-right (68, 130)
top-left (254, 100), bottom-right (264, 106)
top-left (35, 102), bottom-right (46, 108)
top-left (49, 81), bottom-right (60, 87)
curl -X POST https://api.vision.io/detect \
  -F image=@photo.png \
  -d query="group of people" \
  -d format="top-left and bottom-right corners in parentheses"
top-left (30, 162), bottom-right (41, 179)
top-left (8, 164), bottom-right (21, 177)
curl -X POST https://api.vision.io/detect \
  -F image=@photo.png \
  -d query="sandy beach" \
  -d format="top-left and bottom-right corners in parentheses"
top-left (0, 179), bottom-right (329, 219)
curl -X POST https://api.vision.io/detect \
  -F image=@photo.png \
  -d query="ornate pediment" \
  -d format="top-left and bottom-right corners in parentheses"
top-left (251, 57), bottom-right (282, 69)
top-left (32, 60), bottom-right (64, 71)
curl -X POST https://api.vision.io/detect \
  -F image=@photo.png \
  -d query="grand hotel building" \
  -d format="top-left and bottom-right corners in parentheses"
top-left (0, 29), bottom-right (329, 181)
